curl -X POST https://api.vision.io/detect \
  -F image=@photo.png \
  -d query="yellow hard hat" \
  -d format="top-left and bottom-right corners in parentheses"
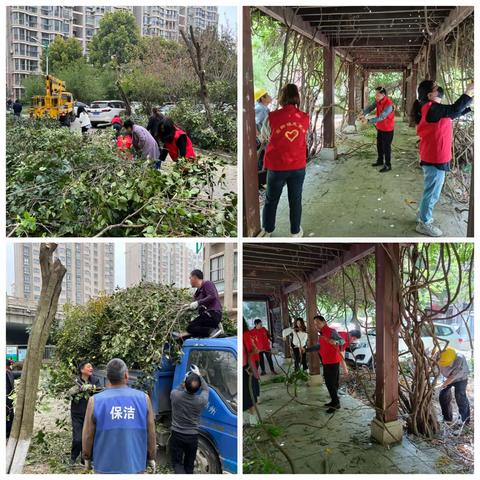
top-left (254, 88), bottom-right (268, 102)
top-left (438, 347), bottom-right (457, 367)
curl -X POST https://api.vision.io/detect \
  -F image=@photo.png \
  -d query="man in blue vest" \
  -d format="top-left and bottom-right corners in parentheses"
top-left (82, 358), bottom-right (157, 473)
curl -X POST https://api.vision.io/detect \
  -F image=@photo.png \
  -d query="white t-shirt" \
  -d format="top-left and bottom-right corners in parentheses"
top-left (282, 327), bottom-right (308, 348)
top-left (79, 111), bottom-right (91, 128)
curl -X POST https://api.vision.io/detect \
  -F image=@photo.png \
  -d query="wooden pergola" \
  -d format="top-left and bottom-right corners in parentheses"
top-left (244, 242), bottom-right (403, 445)
top-left (243, 6), bottom-right (474, 237)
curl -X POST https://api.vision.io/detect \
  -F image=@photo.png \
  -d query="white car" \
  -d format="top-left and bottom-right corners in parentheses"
top-left (345, 322), bottom-right (464, 368)
top-left (87, 100), bottom-right (126, 127)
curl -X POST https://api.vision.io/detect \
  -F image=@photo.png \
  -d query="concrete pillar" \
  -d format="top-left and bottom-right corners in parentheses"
top-left (223, 244), bottom-right (234, 313)
top-left (408, 64), bottom-right (418, 127)
top-left (304, 282), bottom-right (320, 382)
top-left (242, 7), bottom-right (261, 236)
top-left (401, 70), bottom-right (407, 119)
top-left (280, 292), bottom-right (291, 358)
top-left (426, 43), bottom-right (437, 81)
top-left (371, 244), bottom-right (402, 446)
top-left (321, 44), bottom-right (337, 160)
top-left (347, 62), bottom-right (356, 126)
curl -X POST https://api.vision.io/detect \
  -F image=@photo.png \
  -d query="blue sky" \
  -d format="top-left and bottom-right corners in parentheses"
top-left (218, 6), bottom-right (237, 37)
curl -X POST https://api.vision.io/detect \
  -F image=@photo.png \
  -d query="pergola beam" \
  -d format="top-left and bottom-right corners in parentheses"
top-left (429, 6), bottom-right (473, 45)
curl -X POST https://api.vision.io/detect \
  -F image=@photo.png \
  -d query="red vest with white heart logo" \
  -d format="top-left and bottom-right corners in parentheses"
top-left (264, 104), bottom-right (310, 171)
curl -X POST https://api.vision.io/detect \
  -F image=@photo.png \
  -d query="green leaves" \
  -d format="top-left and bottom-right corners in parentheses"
top-left (6, 118), bottom-right (237, 237)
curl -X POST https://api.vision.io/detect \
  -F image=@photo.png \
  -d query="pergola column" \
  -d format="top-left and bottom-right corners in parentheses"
top-left (371, 244), bottom-right (402, 446)
top-left (408, 63), bottom-right (418, 127)
top-left (242, 6), bottom-right (261, 236)
top-left (362, 70), bottom-right (369, 110)
top-left (280, 291), bottom-right (291, 358)
top-left (401, 70), bottom-right (407, 119)
top-left (304, 281), bottom-right (320, 379)
top-left (347, 62), bottom-right (356, 126)
top-left (426, 43), bottom-right (437, 81)
top-left (321, 43), bottom-right (337, 160)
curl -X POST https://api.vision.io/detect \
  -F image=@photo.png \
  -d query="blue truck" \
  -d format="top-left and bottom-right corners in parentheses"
top-left (95, 336), bottom-right (237, 474)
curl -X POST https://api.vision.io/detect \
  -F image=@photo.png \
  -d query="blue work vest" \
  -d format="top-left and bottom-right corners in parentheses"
top-left (93, 386), bottom-right (148, 473)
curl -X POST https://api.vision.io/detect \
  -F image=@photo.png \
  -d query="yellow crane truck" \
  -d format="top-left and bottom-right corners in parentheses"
top-left (29, 75), bottom-right (75, 125)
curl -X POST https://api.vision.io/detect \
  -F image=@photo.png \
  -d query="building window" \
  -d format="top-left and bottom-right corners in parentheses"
top-left (210, 255), bottom-right (224, 293)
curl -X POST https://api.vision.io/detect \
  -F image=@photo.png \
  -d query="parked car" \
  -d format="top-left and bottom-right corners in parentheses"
top-left (87, 100), bottom-right (126, 127)
top-left (74, 101), bottom-right (89, 115)
top-left (159, 103), bottom-right (175, 115)
top-left (345, 322), bottom-right (459, 368)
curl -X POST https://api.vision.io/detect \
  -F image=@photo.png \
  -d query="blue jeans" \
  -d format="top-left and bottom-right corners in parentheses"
top-left (262, 168), bottom-right (306, 234)
top-left (418, 165), bottom-right (446, 224)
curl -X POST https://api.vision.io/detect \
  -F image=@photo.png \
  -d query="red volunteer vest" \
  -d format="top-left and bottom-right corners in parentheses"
top-left (252, 327), bottom-right (270, 351)
top-left (264, 104), bottom-right (309, 171)
top-left (164, 127), bottom-right (196, 161)
top-left (416, 102), bottom-right (452, 165)
top-left (319, 325), bottom-right (342, 365)
top-left (375, 96), bottom-right (395, 132)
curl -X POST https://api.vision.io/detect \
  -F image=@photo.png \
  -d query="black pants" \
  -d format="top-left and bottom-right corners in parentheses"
top-left (6, 406), bottom-right (14, 438)
top-left (170, 431), bottom-right (198, 474)
top-left (439, 379), bottom-right (470, 424)
top-left (186, 310), bottom-right (222, 338)
top-left (376, 130), bottom-right (394, 167)
top-left (293, 347), bottom-right (308, 371)
top-left (259, 351), bottom-right (275, 374)
top-left (71, 414), bottom-right (85, 461)
top-left (323, 363), bottom-right (340, 406)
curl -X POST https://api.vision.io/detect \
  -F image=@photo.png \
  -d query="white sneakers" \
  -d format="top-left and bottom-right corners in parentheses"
top-left (257, 227), bottom-right (303, 237)
top-left (415, 221), bottom-right (443, 237)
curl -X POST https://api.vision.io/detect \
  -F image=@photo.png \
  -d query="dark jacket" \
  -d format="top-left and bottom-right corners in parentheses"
top-left (12, 101), bottom-right (22, 115)
top-left (146, 114), bottom-right (164, 138)
top-left (6, 369), bottom-right (14, 409)
top-left (68, 375), bottom-right (102, 418)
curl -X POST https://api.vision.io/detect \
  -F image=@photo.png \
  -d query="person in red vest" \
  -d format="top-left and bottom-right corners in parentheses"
top-left (252, 319), bottom-right (277, 375)
top-left (243, 319), bottom-right (260, 425)
top-left (305, 315), bottom-right (345, 413)
top-left (411, 80), bottom-right (473, 237)
top-left (116, 133), bottom-right (133, 160)
top-left (157, 117), bottom-right (196, 170)
top-left (258, 83), bottom-right (310, 237)
top-left (111, 114), bottom-right (123, 137)
top-left (359, 86), bottom-right (395, 172)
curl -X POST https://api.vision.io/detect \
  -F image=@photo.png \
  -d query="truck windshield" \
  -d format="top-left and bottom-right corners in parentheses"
top-left (188, 349), bottom-right (237, 413)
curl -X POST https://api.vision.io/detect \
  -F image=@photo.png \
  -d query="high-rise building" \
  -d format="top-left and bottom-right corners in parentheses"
top-left (125, 243), bottom-right (202, 289)
top-left (13, 243), bottom-right (115, 305)
top-left (6, 5), bottom-right (219, 99)
top-left (203, 243), bottom-right (237, 318)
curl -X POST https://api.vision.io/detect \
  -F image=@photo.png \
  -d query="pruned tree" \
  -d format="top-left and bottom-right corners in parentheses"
top-left (6, 243), bottom-right (66, 473)
top-left (180, 26), bottom-right (214, 128)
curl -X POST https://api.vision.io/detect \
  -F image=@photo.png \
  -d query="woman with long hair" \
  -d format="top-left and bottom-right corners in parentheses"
top-left (258, 83), bottom-right (309, 237)
top-left (411, 80), bottom-right (473, 236)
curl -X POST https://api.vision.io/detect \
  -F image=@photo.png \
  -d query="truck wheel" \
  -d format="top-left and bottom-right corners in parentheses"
top-left (195, 436), bottom-right (221, 474)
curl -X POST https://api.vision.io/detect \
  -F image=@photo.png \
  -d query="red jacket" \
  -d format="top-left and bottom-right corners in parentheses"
top-left (264, 104), bottom-right (309, 171)
top-left (243, 330), bottom-right (259, 366)
top-left (164, 127), bottom-right (196, 161)
top-left (318, 325), bottom-right (342, 365)
top-left (375, 96), bottom-right (395, 132)
top-left (416, 102), bottom-right (452, 165)
top-left (111, 115), bottom-right (122, 125)
top-left (251, 327), bottom-right (271, 351)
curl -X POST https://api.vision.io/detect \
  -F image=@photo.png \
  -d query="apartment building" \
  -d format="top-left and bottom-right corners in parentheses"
top-left (6, 5), bottom-right (219, 99)
top-left (13, 243), bottom-right (115, 305)
top-left (203, 243), bottom-right (237, 318)
top-left (125, 243), bottom-right (202, 289)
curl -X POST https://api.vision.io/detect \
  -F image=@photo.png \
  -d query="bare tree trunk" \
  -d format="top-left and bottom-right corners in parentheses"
top-left (180, 26), bottom-right (214, 128)
top-left (6, 244), bottom-right (66, 473)
top-left (116, 80), bottom-right (132, 117)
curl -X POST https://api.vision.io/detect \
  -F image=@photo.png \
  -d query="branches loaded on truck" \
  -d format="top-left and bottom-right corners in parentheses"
top-left (29, 75), bottom-right (75, 125)
top-left (95, 337), bottom-right (238, 474)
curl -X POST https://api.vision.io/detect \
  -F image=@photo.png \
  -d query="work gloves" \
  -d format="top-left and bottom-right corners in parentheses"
top-left (147, 459), bottom-right (156, 473)
top-left (190, 364), bottom-right (201, 376)
top-left (84, 459), bottom-right (92, 471)
top-left (81, 384), bottom-right (94, 392)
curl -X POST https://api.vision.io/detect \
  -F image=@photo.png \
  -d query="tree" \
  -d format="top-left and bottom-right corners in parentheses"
top-left (40, 36), bottom-right (83, 74)
top-left (88, 11), bottom-right (141, 66)
top-left (6, 244), bottom-right (66, 473)
top-left (21, 75), bottom-right (45, 103)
